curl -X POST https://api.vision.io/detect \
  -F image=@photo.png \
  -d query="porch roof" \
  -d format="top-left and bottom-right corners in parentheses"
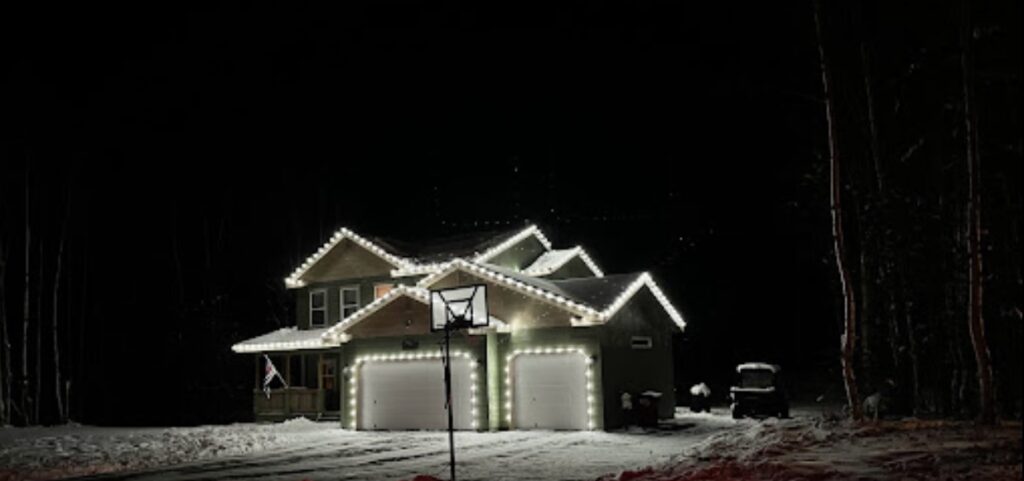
top-left (231, 327), bottom-right (339, 353)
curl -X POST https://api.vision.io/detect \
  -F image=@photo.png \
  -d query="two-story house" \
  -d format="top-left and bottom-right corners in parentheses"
top-left (231, 225), bottom-right (686, 430)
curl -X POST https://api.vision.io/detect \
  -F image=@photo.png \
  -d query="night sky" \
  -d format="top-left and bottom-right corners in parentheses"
top-left (5, 0), bottom-right (996, 425)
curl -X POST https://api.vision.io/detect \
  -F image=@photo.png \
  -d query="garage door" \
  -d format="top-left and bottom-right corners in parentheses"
top-left (358, 358), bottom-right (474, 430)
top-left (512, 353), bottom-right (588, 430)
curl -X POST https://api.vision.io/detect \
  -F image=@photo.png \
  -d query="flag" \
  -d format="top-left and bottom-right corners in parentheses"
top-left (263, 354), bottom-right (287, 399)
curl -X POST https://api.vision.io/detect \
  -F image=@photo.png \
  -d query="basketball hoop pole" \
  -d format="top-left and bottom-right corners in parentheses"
top-left (430, 285), bottom-right (488, 481)
top-left (443, 321), bottom-right (457, 481)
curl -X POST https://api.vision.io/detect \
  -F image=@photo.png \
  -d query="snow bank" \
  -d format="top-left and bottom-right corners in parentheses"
top-left (0, 418), bottom-right (322, 481)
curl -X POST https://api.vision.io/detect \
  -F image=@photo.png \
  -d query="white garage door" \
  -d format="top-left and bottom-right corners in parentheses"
top-left (358, 358), bottom-right (474, 430)
top-left (512, 353), bottom-right (588, 430)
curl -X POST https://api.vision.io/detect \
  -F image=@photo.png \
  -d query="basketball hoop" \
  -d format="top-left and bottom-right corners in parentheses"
top-left (430, 284), bottom-right (488, 481)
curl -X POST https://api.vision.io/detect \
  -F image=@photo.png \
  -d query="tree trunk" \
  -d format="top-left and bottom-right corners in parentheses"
top-left (0, 237), bottom-right (10, 425)
top-left (51, 193), bottom-right (71, 423)
top-left (814, 0), bottom-right (862, 421)
top-left (34, 239), bottom-right (43, 425)
top-left (960, 0), bottom-right (995, 424)
top-left (21, 165), bottom-right (31, 425)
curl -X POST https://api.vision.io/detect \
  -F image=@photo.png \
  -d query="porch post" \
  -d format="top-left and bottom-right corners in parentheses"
top-left (486, 330), bottom-right (500, 431)
top-left (285, 354), bottom-right (292, 416)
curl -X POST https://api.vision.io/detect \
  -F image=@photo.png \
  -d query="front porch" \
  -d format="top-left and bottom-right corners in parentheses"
top-left (253, 350), bottom-right (341, 422)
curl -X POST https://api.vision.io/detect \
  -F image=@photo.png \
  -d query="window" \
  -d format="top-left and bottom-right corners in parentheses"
top-left (340, 286), bottom-right (360, 319)
top-left (630, 336), bottom-right (653, 349)
top-left (309, 288), bottom-right (327, 327)
top-left (374, 283), bottom-right (395, 299)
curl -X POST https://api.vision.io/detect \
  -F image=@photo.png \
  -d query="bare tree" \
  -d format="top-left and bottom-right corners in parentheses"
top-left (0, 236), bottom-right (10, 425)
top-left (21, 164), bottom-right (32, 425)
top-left (814, 0), bottom-right (862, 420)
top-left (960, 0), bottom-right (995, 424)
top-left (51, 189), bottom-right (72, 423)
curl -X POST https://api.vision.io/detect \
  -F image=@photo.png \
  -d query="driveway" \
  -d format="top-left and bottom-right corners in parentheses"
top-left (74, 412), bottom-right (739, 481)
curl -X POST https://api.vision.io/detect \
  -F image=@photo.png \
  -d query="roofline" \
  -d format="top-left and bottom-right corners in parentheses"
top-left (522, 246), bottom-right (605, 278)
top-left (321, 285), bottom-right (430, 343)
top-left (472, 225), bottom-right (552, 264)
top-left (416, 259), bottom-right (600, 319)
top-left (231, 327), bottom-right (339, 353)
top-left (284, 228), bottom-right (412, 288)
top-left (588, 272), bottom-right (686, 331)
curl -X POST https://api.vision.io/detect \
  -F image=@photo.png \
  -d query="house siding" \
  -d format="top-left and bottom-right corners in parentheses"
top-left (597, 289), bottom-right (678, 428)
top-left (297, 276), bottom-right (420, 330)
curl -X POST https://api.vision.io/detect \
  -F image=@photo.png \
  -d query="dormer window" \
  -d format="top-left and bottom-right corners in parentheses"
top-left (340, 286), bottom-right (360, 319)
top-left (309, 288), bottom-right (327, 327)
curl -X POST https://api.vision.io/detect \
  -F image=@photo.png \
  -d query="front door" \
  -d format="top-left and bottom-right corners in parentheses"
top-left (321, 355), bottom-right (340, 411)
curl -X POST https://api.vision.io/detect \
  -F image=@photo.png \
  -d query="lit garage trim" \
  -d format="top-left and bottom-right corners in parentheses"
top-left (349, 351), bottom-right (481, 430)
top-left (504, 346), bottom-right (596, 430)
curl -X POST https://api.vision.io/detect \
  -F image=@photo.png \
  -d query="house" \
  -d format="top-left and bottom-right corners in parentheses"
top-left (231, 225), bottom-right (686, 430)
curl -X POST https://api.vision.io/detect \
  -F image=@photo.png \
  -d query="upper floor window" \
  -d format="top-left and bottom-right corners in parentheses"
top-left (340, 286), bottom-right (360, 319)
top-left (309, 288), bottom-right (327, 327)
top-left (374, 283), bottom-right (395, 299)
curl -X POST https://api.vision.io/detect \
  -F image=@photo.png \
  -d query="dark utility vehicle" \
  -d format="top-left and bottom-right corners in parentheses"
top-left (730, 363), bottom-right (789, 419)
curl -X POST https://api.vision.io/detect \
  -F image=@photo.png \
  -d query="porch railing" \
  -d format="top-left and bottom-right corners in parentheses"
top-left (253, 387), bottom-right (330, 417)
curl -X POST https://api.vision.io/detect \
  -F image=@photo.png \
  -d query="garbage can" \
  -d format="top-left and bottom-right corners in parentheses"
top-left (636, 391), bottom-right (662, 428)
top-left (689, 382), bottom-right (711, 413)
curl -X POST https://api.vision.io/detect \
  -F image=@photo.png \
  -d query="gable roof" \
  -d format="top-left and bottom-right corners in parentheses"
top-left (285, 225), bottom-right (553, 285)
top-left (417, 259), bottom-right (686, 331)
top-left (321, 285), bottom-right (430, 343)
top-left (522, 246), bottom-right (604, 277)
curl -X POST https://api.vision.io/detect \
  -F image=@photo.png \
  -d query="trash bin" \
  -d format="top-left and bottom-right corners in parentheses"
top-left (689, 382), bottom-right (711, 413)
top-left (636, 391), bottom-right (662, 428)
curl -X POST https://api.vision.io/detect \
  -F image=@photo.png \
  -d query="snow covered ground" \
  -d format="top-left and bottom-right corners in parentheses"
top-left (4, 407), bottom-right (1018, 481)
top-left (0, 409), bottom-right (741, 481)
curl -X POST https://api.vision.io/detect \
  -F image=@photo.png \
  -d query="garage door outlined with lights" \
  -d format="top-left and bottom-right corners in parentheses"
top-left (505, 347), bottom-right (595, 430)
top-left (351, 352), bottom-right (479, 430)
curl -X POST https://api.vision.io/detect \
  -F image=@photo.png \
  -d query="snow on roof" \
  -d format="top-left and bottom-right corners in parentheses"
top-left (522, 247), bottom-right (604, 277)
top-left (736, 362), bottom-right (781, 373)
top-left (321, 285), bottom-right (430, 343)
top-left (231, 327), bottom-right (338, 353)
top-left (418, 260), bottom-right (686, 331)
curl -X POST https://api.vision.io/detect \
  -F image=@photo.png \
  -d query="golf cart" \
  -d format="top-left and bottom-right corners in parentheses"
top-left (730, 363), bottom-right (789, 419)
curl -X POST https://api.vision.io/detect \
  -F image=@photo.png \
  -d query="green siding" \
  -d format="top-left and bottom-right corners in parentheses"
top-left (295, 276), bottom-right (423, 330)
top-left (597, 288), bottom-right (678, 428)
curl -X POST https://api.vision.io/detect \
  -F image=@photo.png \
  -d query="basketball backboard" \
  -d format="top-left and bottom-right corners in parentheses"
top-left (430, 284), bottom-right (489, 331)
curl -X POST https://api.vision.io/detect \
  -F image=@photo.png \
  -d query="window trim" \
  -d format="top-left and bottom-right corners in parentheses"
top-left (339, 285), bottom-right (361, 320)
top-left (309, 288), bottom-right (328, 327)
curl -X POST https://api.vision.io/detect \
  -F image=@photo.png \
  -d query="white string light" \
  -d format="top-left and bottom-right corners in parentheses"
top-left (417, 259), bottom-right (601, 318)
top-left (504, 346), bottom-right (597, 430)
top-left (473, 225), bottom-right (553, 264)
top-left (321, 286), bottom-right (430, 343)
top-left (285, 228), bottom-right (415, 288)
top-left (231, 327), bottom-right (339, 353)
top-left (596, 273), bottom-right (686, 331)
top-left (348, 350), bottom-right (481, 430)
top-left (521, 246), bottom-right (605, 278)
